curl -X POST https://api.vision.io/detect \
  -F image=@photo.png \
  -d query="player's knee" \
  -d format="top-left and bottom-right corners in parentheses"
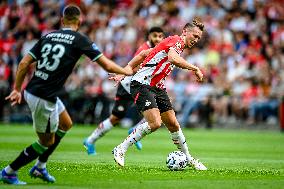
top-left (110, 115), bottom-right (121, 125)
top-left (169, 124), bottom-right (180, 132)
top-left (148, 119), bottom-right (162, 132)
top-left (39, 137), bottom-right (55, 147)
top-left (166, 121), bottom-right (180, 132)
top-left (59, 119), bottom-right (73, 131)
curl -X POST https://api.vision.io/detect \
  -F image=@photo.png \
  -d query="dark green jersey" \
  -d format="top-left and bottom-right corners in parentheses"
top-left (26, 28), bottom-right (102, 102)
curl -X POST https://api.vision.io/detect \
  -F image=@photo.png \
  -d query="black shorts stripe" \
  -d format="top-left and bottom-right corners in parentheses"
top-left (144, 64), bottom-right (157, 67)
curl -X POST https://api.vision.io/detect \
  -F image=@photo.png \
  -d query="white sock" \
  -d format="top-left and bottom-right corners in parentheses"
top-left (132, 118), bottom-right (146, 129)
top-left (35, 159), bottom-right (47, 169)
top-left (120, 122), bottom-right (151, 151)
top-left (87, 118), bottom-right (113, 144)
top-left (4, 165), bottom-right (15, 174)
top-left (170, 129), bottom-right (194, 162)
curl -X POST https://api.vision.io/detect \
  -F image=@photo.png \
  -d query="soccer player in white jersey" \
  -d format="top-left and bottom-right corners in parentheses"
top-left (112, 19), bottom-right (207, 170)
top-left (83, 27), bottom-right (165, 155)
top-left (1, 5), bottom-right (133, 185)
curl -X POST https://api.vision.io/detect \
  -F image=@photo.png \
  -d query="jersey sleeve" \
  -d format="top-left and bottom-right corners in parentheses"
top-left (78, 35), bottom-right (103, 61)
top-left (168, 37), bottom-right (183, 54)
top-left (28, 38), bottom-right (42, 60)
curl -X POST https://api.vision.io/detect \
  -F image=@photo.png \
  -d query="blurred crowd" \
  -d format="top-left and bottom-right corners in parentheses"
top-left (0, 0), bottom-right (284, 127)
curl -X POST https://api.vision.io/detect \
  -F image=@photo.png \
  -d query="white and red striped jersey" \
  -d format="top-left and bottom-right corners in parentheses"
top-left (132, 35), bottom-right (185, 89)
top-left (120, 41), bottom-right (151, 93)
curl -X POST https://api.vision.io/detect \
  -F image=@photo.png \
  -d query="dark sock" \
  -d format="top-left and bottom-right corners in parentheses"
top-left (10, 142), bottom-right (47, 171)
top-left (38, 130), bottom-right (66, 163)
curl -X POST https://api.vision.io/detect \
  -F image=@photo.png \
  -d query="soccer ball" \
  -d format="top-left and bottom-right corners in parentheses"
top-left (166, 151), bottom-right (188, 171)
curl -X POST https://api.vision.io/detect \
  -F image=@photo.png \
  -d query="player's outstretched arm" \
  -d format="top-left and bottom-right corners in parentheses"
top-left (168, 48), bottom-right (203, 81)
top-left (5, 54), bottom-right (34, 106)
top-left (108, 48), bottom-right (152, 84)
top-left (96, 55), bottom-right (133, 76)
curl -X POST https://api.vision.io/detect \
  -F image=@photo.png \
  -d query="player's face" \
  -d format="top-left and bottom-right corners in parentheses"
top-left (183, 27), bottom-right (202, 48)
top-left (148, 32), bottom-right (164, 47)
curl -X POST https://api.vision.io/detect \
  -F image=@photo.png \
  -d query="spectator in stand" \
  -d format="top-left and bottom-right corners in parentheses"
top-left (0, 0), bottom-right (283, 126)
top-left (0, 57), bottom-right (10, 121)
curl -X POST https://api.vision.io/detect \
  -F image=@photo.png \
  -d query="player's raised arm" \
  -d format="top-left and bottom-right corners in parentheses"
top-left (5, 54), bottom-right (34, 106)
top-left (168, 48), bottom-right (203, 81)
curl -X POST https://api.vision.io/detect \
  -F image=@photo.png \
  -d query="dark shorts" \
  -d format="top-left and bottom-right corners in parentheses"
top-left (130, 81), bottom-right (173, 113)
top-left (112, 83), bottom-right (134, 118)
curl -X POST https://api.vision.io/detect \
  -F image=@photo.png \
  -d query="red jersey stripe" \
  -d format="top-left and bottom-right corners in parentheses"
top-left (150, 63), bottom-right (171, 86)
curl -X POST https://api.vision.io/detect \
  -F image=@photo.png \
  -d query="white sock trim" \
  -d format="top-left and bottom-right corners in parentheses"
top-left (5, 166), bottom-right (15, 174)
top-left (35, 159), bottom-right (47, 169)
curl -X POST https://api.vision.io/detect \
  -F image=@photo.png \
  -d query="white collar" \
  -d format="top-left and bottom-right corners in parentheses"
top-left (62, 28), bottom-right (73, 31)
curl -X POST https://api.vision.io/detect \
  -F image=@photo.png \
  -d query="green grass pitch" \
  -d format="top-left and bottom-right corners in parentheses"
top-left (0, 124), bottom-right (283, 189)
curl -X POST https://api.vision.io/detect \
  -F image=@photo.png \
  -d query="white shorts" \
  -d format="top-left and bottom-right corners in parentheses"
top-left (24, 90), bottom-right (66, 133)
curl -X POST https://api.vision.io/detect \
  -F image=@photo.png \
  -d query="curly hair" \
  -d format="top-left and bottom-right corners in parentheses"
top-left (183, 19), bottom-right (204, 31)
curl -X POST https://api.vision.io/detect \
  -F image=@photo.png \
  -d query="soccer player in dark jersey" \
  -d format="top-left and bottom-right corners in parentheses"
top-left (1, 5), bottom-right (133, 185)
top-left (83, 27), bottom-right (165, 155)
top-left (112, 19), bottom-right (207, 170)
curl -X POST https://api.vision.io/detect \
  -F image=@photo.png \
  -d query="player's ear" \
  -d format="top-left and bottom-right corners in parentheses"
top-left (182, 29), bottom-right (187, 36)
top-left (61, 18), bottom-right (65, 27)
top-left (78, 19), bottom-right (81, 28)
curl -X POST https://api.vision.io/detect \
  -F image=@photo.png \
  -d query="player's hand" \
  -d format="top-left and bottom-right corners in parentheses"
top-left (194, 68), bottom-right (203, 82)
top-left (123, 65), bottom-right (133, 76)
top-left (108, 74), bottom-right (125, 86)
top-left (5, 90), bottom-right (22, 106)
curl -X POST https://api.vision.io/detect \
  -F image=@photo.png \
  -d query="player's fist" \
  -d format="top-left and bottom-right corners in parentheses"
top-left (5, 90), bottom-right (22, 106)
top-left (194, 68), bottom-right (203, 82)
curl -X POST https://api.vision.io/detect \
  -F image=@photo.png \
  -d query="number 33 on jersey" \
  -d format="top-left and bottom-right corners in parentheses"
top-left (26, 28), bottom-right (103, 103)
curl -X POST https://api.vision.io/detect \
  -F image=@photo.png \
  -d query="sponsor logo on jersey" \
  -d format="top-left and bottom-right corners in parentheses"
top-left (176, 42), bottom-right (182, 49)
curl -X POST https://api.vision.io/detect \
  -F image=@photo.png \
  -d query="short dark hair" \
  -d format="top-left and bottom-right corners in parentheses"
top-left (183, 19), bottom-right (204, 31)
top-left (147, 26), bottom-right (164, 37)
top-left (148, 27), bottom-right (164, 34)
top-left (63, 5), bottom-right (81, 21)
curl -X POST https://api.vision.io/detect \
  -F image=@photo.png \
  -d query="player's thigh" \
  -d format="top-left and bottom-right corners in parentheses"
top-left (131, 81), bottom-right (161, 130)
top-left (59, 110), bottom-right (72, 131)
top-left (57, 98), bottom-right (73, 131)
top-left (36, 132), bottom-right (55, 147)
top-left (24, 90), bottom-right (59, 134)
top-left (161, 109), bottom-right (180, 132)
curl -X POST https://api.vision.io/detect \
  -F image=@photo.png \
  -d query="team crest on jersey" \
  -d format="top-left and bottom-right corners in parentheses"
top-left (92, 43), bottom-right (99, 50)
top-left (176, 42), bottom-right (182, 49)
